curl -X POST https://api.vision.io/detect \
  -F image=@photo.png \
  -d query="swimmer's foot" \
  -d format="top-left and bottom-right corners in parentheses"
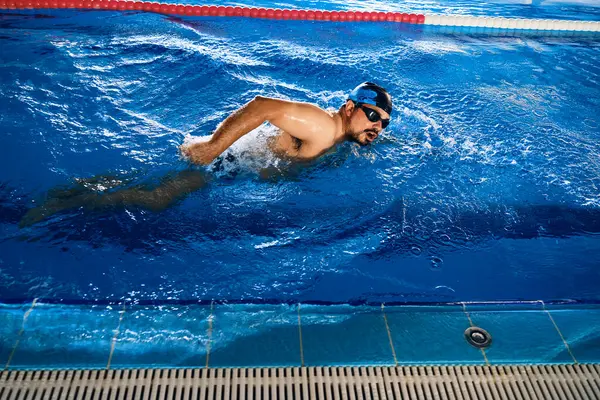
top-left (19, 198), bottom-right (76, 227)
top-left (21, 175), bottom-right (129, 227)
top-left (19, 191), bottom-right (102, 227)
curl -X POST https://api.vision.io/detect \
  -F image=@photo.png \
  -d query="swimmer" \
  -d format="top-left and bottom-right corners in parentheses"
top-left (181, 81), bottom-right (392, 164)
top-left (20, 82), bottom-right (392, 226)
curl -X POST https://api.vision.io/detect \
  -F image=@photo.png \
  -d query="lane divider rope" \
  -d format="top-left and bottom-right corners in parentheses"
top-left (1, 1), bottom-right (599, 33)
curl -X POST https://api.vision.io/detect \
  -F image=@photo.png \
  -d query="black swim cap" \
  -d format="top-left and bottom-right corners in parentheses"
top-left (348, 82), bottom-right (392, 115)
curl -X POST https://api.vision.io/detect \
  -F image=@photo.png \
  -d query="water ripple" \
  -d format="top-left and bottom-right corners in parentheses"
top-left (1, 7), bottom-right (599, 303)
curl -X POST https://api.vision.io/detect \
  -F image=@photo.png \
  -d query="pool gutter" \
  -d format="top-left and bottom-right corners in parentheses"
top-left (2, 364), bottom-right (599, 399)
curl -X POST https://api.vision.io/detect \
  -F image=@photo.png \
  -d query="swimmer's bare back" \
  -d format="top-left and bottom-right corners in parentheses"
top-left (180, 96), bottom-right (344, 164)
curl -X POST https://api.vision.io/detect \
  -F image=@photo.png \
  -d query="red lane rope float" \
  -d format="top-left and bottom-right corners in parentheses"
top-left (0, 0), bottom-right (427, 23)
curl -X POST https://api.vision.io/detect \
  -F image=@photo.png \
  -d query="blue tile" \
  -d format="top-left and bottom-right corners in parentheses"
top-left (9, 304), bottom-right (121, 370)
top-left (111, 304), bottom-right (211, 369)
top-left (545, 305), bottom-right (600, 363)
top-left (0, 304), bottom-right (28, 367)
top-left (300, 305), bottom-right (394, 366)
top-left (467, 304), bottom-right (573, 364)
top-left (385, 306), bottom-right (484, 365)
top-left (209, 304), bottom-right (301, 368)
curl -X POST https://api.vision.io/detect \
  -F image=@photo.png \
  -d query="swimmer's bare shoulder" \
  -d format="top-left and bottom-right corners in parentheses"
top-left (181, 96), bottom-right (339, 165)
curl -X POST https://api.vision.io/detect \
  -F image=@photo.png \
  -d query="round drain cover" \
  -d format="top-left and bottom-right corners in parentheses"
top-left (464, 327), bottom-right (492, 348)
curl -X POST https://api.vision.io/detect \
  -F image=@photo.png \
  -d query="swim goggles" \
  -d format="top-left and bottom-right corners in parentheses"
top-left (356, 103), bottom-right (390, 129)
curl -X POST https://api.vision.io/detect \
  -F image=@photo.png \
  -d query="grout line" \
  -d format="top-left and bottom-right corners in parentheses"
top-left (381, 303), bottom-right (398, 366)
top-left (461, 302), bottom-right (475, 326)
top-left (205, 300), bottom-right (215, 368)
top-left (461, 302), bottom-right (490, 366)
top-left (106, 303), bottom-right (127, 370)
top-left (297, 303), bottom-right (305, 367)
top-left (4, 298), bottom-right (38, 370)
top-left (539, 300), bottom-right (578, 364)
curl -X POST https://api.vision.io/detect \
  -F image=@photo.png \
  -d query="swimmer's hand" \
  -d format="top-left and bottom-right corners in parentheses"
top-left (180, 142), bottom-right (215, 165)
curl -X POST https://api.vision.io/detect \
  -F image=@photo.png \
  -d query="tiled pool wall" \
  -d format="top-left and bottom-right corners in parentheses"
top-left (1, 301), bottom-right (599, 370)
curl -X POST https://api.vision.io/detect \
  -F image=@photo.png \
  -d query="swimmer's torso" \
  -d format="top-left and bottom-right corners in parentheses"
top-left (268, 131), bottom-right (330, 161)
top-left (181, 100), bottom-right (340, 165)
top-left (267, 108), bottom-right (338, 162)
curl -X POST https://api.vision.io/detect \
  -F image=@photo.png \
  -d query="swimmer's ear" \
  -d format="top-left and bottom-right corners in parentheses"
top-left (344, 100), bottom-right (355, 116)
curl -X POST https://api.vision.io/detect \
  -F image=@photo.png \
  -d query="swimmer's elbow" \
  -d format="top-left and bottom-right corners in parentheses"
top-left (248, 95), bottom-right (287, 122)
top-left (249, 95), bottom-right (272, 118)
top-left (248, 95), bottom-right (268, 109)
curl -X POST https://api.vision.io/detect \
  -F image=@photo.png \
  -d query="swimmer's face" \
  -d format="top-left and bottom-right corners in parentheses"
top-left (344, 100), bottom-right (390, 146)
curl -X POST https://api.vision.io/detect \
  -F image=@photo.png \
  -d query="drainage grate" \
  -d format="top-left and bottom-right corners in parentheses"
top-left (1, 365), bottom-right (599, 400)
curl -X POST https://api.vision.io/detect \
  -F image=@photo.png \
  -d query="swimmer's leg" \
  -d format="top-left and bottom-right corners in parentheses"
top-left (101, 169), bottom-right (209, 211)
top-left (19, 170), bottom-right (209, 227)
top-left (258, 163), bottom-right (305, 182)
top-left (46, 174), bottom-right (129, 199)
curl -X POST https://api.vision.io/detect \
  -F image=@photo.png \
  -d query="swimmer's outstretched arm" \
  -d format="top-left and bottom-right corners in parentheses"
top-left (180, 96), bottom-right (336, 165)
top-left (180, 96), bottom-right (272, 165)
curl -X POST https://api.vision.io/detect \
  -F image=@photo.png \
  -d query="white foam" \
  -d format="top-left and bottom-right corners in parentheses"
top-left (401, 107), bottom-right (441, 130)
top-left (410, 40), bottom-right (470, 55)
top-left (112, 35), bottom-right (269, 67)
top-left (182, 125), bottom-right (286, 177)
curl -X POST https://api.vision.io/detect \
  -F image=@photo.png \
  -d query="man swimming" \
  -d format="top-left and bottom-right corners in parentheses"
top-left (181, 81), bottom-right (392, 164)
top-left (20, 82), bottom-right (392, 226)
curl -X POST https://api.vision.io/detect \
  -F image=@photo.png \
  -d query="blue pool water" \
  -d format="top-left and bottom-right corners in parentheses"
top-left (1, 1), bottom-right (600, 305)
